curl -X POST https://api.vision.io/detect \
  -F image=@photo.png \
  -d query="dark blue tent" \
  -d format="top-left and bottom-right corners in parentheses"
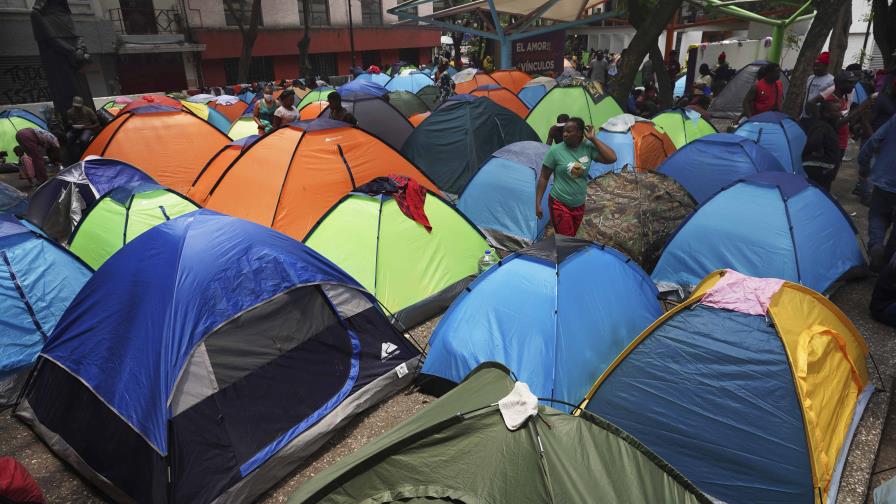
top-left (401, 95), bottom-right (540, 195)
top-left (16, 210), bottom-right (421, 504)
top-left (734, 111), bottom-right (807, 176)
top-left (0, 214), bottom-right (90, 405)
top-left (0, 182), bottom-right (27, 215)
top-left (25, 157), bottom-right (156, 242)
top-left (422, 235), bottom-right (661, 405)
top-left (337, 79), bottom-right (388, 99)
top-left (658, 133), bottom-right (787, 203)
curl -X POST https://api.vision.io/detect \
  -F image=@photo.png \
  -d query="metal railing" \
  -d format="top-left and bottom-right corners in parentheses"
top-left (109, 8), bottom-right (202, 35)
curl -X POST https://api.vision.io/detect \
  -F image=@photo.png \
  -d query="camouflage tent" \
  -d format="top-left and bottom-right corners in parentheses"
top-left (576, 170), bottom-right (695, 272)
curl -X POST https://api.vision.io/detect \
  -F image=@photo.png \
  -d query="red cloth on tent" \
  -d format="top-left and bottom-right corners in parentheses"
top-left (0, 457), bottom-right (45, 504)
top-left (390, 175), bottom-right (431, 232)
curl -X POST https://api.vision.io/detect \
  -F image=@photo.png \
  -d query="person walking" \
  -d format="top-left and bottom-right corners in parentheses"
top-left (535, 117), bottom-right (617, 236)
top-left (859, 113), bottom-right (896, 271)
top-left (802, 100), bottom-right (843, 191)
top-left (14, 128), bottom-right (60, 185)
top-left (589, 50), bottom-right (608, 87)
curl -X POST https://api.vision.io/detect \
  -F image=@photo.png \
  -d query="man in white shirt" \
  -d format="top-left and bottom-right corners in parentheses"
top-left (802, 52), bottom-right (834, 119)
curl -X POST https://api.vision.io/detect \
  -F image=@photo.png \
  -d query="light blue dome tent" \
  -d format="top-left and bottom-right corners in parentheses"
top-left (657, 133), bottom-right (786, 203)
top-left (16, 210), bottom-right (421, 504)
top-left (385, 71), bottom-right (435, 93)
top-left (0, 213), bottom-right (91, 406)
top-left (422, 235), bottom-right (662, 406)
top-left (652, 172), bottom-right (866, 297)
top-left (457, 141), bottom-right (551, 250)
top-left (734, 111), bottom-right (807, 175)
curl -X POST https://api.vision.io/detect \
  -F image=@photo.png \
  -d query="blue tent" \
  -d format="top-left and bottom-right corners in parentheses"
top-left (337, 79), bottom-right (388, 99)
top-left (25, 157), bottom-right (156, 242)
top-left (0, 182), bottom-right (27, 214)
top-left (402, 95), bottom-right (540, 195)
top-left (0, 214), bottom-right (90, 405)
top-left (673, 74), bottom-right (686, 97)
top-left (16, 210), bottom-right (421, 504)
top-left (658, 133), bottom-right (787, 203)
top-left (517, 77), bottom-right (555, 109)
top-left (385, 72), bottom-right (435, 93)
top-left (354, 72), bottom-right (391, 86)
top-left (457, 141), bottom-right (551, 250)
top-left (652, 172), bottom-right (866, 295)
top-left (205, 106), bottom-right (232, 133)
top-left (734, 111), bottom-right (807, 175)
top-left (422, 235), bottom-right (662, 406)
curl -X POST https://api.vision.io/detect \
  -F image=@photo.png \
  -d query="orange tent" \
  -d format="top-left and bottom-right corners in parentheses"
top-left (186, 135), bottom-right (260, 205)
top-left (490, 70), bottom-right (532, 94)
top-left (82, 107), bottom-right (230, 193)
top-left (629, 121), bottom-right (677, 171)
top-left (120, 95), bottom-right (183, 113)
top-left (455, 72), bottom-right (499, 95)
top-left (198, 120), bottom-right (441, 240)
top-left (209, 100), bottom-right (249, 123)
top-left (300, 101), bottom-right (328, 120)
top-left (409, 111), bottom-right (431, 127)
top-left (470, 85), bottom-right (529, 118)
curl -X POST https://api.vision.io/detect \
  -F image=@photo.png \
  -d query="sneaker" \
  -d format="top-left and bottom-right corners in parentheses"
top-left (870, 244), bottom-right (886, 272)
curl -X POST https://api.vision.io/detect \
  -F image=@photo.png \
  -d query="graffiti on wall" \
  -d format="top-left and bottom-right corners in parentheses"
top-left (0, 58), bottom-right (53, 105)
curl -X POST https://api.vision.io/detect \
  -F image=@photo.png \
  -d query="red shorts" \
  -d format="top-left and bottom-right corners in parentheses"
top-left (549, 196), bottom-right (585, 237)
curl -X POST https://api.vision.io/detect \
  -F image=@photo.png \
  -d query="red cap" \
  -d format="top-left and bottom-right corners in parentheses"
top-left (817, 52), bottom-right (830, 65)
top-left (719, 52), bottom-right (726, 61)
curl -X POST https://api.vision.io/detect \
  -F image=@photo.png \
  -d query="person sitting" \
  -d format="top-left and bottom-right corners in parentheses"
top-left (802, 101), bottom-right (842, 191)
top-left (326, 92), bottom-right (357, 126)
top-left (694, 63), bottom-right (713, 94)
top-left (65, 96), bottom-right (99, 155)
top-left (254, 84), bottom-right (278, 135)
top-left (635, 84), bottom-right (659, 118)
top-left (13, 146), bottom-right (36, 187)
top-left (271, 89), bottom-right (298, 130)
top-left (547, 114), bottom-right (569, 145)
top-left (686, 91), bottom-right (712, 121)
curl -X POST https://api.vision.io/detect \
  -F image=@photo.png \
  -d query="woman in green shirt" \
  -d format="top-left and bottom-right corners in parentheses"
top-left (535, 117), bottom-right (616, 236)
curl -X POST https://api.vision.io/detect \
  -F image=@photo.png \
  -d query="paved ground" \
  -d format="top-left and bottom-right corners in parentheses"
top-left (0, 146), bottom-right (894, 503)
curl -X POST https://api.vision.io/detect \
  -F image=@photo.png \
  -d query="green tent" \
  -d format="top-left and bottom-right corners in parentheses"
top-left (651, 108), bottom-right (718, 148)
top-left (288, 362), bottom-right (713, 504)
top-left (1, 109), bottom-right (47, 163)
top-left (69, 183), bottom-right (198, 269)
top-left (297, 88), bottom-right (335, 111)
top-left (227, 115), bottom-right (257, 140)
top-left (525, 86), bottom-right (624, 142)
top-left (415, 85), bottom-right (440, 110)
top-left (304, 190), bottom-right (492, 329)
top-left (386, 90), bottom-right (430, 118)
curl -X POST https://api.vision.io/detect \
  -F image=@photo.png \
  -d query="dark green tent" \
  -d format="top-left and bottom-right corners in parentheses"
top-left (288, 363), bottom-right (713, 504)
top-left (401, 95), bottom-right (540, 195)
top-left (387, 90), bottom-right (431, 118)
top-left (415, 85), bottom-right (440, 110)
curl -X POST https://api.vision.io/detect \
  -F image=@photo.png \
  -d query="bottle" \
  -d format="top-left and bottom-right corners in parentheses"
top-left (477, 249), bottom-right (497, 274)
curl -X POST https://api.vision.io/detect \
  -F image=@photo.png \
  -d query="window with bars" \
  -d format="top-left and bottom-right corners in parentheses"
top-left (299, 0), bottom-right (330, 26)
top-left (360, 0), bottom-right (382, 26)
top-left (223, 0), bottom-right (263, 26)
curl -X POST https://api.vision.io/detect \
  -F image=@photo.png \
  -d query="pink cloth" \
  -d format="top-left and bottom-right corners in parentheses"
top-left (700, 269), bottom-right (785, 316)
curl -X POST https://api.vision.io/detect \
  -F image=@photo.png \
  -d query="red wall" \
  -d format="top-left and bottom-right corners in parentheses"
top-left (200, 59), bottom-right (227, 88)
top-left (273, 55), bottom-right (299, 81)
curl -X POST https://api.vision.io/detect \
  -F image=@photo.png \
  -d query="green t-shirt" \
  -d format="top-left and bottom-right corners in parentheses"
top-left (542, 141), bottom-right (600, 207)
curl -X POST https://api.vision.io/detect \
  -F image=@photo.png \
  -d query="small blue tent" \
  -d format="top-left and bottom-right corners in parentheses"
top-left (517, 77), bottom-right (556, 108)
top-left (16, 210), bottom-right (421, 504)
top-left (25, 157), bottom-right (156, 242)
top-left (422, 235), bottom-right (662, 406)
top-left (0, 214), bottom-right (91, 405)
top-left (402, 95), bottom-right (540, 195)
top-left (0, 182), bottom-right (27, 214)
top-left (385, 72), bottom-right (435, 93)
top-left (673, 74), bottom-right (686, 97)
top-left (354, 72), bottom-right (391, 86)
top-left (652, 172), bottom-right (866, 296)
top-left (658, 133), bottom-right (787, 203)
top-left (337, 79), bottom-right (388, 99)
top-left (734, 111), bottom-right (807, 175)
top-left (457, 141), bottom-right (551, 250)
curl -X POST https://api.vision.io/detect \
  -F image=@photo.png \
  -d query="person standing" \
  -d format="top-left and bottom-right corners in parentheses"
top-left (711, 52), bottom-right (732, 94)
top-left (436, 60), bottom-right (456, 104)
top-left (859, 113), bottom-right (896, 270)
top-left (666, 50), bottom-right (681, 81)
top-left (14, 128), bottom-right (60, 185)
top-left (802, 101), bottom-right (843, 191)
top-left (547, 114), bottom-right (569, 145)
top-left (807, 71), bottom-right (870, 187)
top-left (254, 84), bottom-right (278, 135)
top-left (589, 50), bottom-right (608, 87)
top-left (741, 63), bottom-right (783, 119)
top-left (801, 52), bottom-right (834, 119)
top-left (535, 117), bottom-right (617, 236)
top-left (64, 96), bottom-right (98, 156)
top-left (271, 89), bottom-right (298, 129)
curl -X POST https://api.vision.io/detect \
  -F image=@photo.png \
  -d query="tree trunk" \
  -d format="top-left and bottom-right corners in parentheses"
top-left (611, 0), bottom-right (684, 108)
top-left (872, 0), bottom-right (896, 69)
top-left (781, 0), bottom-right (842, 118)
top-left (650, 45), bottom-right (673, 108)
top-left (451, 32), bottom-right (464, 67)
top-left (297, 0), bottom-right (313, 78)
top-left (827, 0), bottom-right (852, 73)
top-left (223, 0), bottom-right (262, 83)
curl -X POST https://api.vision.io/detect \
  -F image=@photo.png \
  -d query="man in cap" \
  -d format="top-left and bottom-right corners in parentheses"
top-left (801, 52), bottom-right (834, 119)
top-left (64, 95), bottom-right (98, 156)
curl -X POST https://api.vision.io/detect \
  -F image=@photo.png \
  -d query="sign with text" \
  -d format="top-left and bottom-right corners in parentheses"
top-left (512, 30), bottom-right (565, 75)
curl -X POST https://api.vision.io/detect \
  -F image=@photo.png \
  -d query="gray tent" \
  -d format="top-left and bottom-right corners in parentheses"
top-left (416, 85), bottom-right (441, 110)
top-left (386, 90), bottom-right (431, 118)
top-left (708, 61), bottom-right (790, 119)
top-left (323, 95), bottom-right (414, 151)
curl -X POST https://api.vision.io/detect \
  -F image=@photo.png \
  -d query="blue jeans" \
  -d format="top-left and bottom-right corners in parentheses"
top-left (868, 186), bottom-right (896, 256)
